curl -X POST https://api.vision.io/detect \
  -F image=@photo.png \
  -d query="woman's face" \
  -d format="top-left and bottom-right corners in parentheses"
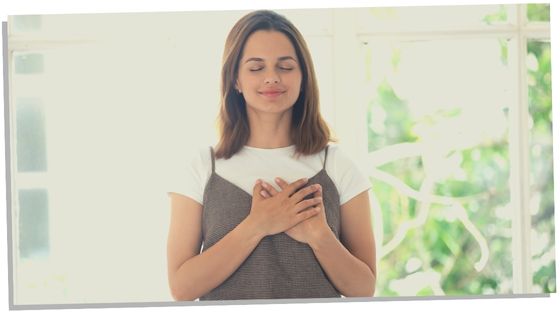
top-left (236, 30), bottom-right (303, 117)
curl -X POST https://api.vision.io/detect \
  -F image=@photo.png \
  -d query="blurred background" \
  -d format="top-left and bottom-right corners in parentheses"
top-left (6, 3), bottom-right (554, 304)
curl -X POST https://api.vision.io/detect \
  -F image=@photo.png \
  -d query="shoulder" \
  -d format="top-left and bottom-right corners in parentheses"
top-left (189, 145), bottom-right (213, 163)
top-left (166, 144), bottom-right (215, 204)
top-left (186, 145), bottom-right (214, 177)
top-left (325, 144), bottom-right (354, 168)
top-left (325, 144), bottom-right (372, 205)
top-left (325, 144), bottom-right (370, 178)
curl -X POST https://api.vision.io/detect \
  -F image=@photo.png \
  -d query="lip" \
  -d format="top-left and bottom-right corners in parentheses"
top-left (258, 90), bottom-right (286, 98)
top-left (259, 89), bottom-right (285, 94)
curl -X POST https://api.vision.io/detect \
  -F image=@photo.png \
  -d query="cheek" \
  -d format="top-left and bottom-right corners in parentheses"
top-left (292, 76), bottom-right (303, 95)
top-left (241, 75), bottom-right (260, 90)
top-left (237, 72), bottom-right (253, 88)
top-left (296, 70), bottom-right (303, 88)
top-left (284, 70), bottom-right (302, 89)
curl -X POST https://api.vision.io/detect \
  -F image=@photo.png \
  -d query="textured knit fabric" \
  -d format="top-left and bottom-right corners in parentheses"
top-left (199, 146), bottom-right (342, 300)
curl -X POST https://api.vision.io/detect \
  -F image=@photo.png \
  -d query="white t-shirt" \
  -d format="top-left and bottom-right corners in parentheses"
top-left (168, 144), bottom-right (371, 206)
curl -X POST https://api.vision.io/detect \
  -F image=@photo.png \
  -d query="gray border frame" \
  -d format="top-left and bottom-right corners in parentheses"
top-left (1, 10), bottom-right (556, 310)
top-left (7, 294), bottom-right (553, 311)
top-left (3, 20), bottom-right (16, 310)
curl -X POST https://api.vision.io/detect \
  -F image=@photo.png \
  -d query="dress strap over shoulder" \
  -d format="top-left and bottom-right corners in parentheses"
top-left (209, 146), bottom-right (216, 173)
top-left (323, 145), bottom-right (330, 169)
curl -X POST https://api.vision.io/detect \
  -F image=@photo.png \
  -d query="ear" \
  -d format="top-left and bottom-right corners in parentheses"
top-left (235, 80), bottom-right (242, 94)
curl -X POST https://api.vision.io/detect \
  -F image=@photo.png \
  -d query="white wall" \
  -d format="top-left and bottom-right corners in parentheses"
top-left (9, 9), bottom-right (337, 304)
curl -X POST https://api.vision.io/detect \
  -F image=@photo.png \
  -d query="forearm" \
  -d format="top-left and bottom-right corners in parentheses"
top-left (309, 230), bottom-right (376, 297)
top-left (170, 218), bottom-right (264, 300)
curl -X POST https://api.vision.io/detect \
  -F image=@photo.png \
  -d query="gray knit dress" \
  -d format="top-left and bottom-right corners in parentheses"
top-left (199, 146), bottom-right (342, 300)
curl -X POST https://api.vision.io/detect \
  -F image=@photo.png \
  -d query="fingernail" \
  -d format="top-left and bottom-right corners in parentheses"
top-left (275, 178), bottom-right (280, 183)
top-left (256, 179), bottom-right (261, 184)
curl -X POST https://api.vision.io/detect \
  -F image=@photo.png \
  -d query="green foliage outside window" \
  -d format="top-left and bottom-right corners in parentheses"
top-left (528, 40), bottom-right (555, 293)
top-left (365, 4), bottom-right (554, 296)
top-left (527, 4), bottom-right (550, 21)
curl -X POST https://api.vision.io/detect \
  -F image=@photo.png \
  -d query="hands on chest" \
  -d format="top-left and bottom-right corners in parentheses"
top-left (247, 177), bottom-right (331, 245)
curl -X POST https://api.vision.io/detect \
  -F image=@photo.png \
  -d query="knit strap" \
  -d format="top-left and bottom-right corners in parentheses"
top-left (323, 145), bottom-right (329, 169)
top-left (210, 146), bottom-right (216, 173)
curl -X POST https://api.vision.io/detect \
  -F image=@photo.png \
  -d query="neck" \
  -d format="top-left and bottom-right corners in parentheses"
top-left (246, 110), bottom-right (292, 149)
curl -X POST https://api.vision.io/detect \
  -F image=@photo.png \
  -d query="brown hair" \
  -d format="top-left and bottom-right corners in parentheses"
top-left (215, 10), bottom-right (334, 159)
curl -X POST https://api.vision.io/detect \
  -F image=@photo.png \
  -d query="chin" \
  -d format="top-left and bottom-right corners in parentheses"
top-left (247, 103), bottom-right (294, 115)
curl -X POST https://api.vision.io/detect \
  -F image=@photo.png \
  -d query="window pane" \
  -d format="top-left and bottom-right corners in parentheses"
top-left (16, 98), bottom-right (48, 172)
top-left (527, 4), bottom-right (550, 22)
top-left (527, 40), bottom-right (555, 293)
top-left (18, 189), bottom-right (50, 259)
top-left (356, 4), bottom-right (514, 34)
top-left (14, 53), bottom-right (44, 75)
top-left (363, 37), bottom-right (515, 295)
top-left (11, 15), bottom-right (42, 33)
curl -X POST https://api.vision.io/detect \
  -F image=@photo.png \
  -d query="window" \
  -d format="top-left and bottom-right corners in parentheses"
top-left (334, 4), bottom-right (553, 295)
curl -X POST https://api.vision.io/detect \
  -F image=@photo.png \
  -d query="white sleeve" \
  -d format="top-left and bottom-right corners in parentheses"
top-left (166, 146), bottom-right (212, 205)
top-left (326, 145), bottom-right (372, 205)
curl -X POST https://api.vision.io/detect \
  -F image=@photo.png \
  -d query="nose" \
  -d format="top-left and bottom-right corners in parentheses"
top-left (264, 70), bottom-right (280, 84)
top-left (265, 77), bottom-right (279, 84)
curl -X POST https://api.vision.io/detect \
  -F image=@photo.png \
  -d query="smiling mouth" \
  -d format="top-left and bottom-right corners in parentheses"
top-left (259, 91), bottom-right (285, 97)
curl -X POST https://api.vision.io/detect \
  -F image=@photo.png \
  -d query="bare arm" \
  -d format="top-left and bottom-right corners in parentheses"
top-left (166, 178), bottom-right (322, 300)
top-left (262, 179), bottom-right (377, 297)
top-left (309, 190), bottom-right (377, 297)
top-left (166, 193), bottom-right (264, 301)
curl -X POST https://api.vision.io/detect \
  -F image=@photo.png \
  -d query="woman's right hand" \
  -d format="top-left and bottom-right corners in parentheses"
top-left (246, 178), bottom-right (322, 237)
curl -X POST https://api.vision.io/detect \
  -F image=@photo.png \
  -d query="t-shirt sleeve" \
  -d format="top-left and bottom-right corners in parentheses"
top-left (327, 145), bottom-right (372, 205)
top-left (167, 146), bottom-right (212, 205)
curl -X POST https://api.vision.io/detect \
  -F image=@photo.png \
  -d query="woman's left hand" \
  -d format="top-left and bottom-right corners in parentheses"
top-left (259, 177), bottom-right (331, 245)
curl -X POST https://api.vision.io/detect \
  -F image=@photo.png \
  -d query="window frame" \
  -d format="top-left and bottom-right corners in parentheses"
top-left (330, 4), bottom-right (550, 294)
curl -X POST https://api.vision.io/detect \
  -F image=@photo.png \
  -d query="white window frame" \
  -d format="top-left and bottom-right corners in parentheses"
top-left (331, 4), bottom-right (550, 294)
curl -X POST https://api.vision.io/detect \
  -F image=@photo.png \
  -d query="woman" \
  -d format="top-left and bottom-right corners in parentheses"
top-left (167, 10), bottom-right (376, 301)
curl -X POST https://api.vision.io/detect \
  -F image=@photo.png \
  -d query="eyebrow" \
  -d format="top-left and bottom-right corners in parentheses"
top-left (244, 56), bottom-right (297, 63)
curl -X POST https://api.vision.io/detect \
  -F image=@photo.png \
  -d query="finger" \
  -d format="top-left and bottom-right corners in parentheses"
top-left (294, 197), bottom-right (322, 213)
top-left (313, 185), bottom-right (323, 198)
top-left (294, 206), bottom-right (321, 223)
top-left (291, 184), bottom-right (321, 202)
top-left (260, 180), bottom-right (279, 197)
top-left (282, 178), bottom-right (309, 197)
top-left (252, 179), bottom-right (264, 200)
top-left (260, 189), bottom-right (271, 198)
top-left (274, 177), bottom-right (289, 190)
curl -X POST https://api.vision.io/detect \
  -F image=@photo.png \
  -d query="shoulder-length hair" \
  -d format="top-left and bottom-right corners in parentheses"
top-left (215, 10), bottom-right (334, 159)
